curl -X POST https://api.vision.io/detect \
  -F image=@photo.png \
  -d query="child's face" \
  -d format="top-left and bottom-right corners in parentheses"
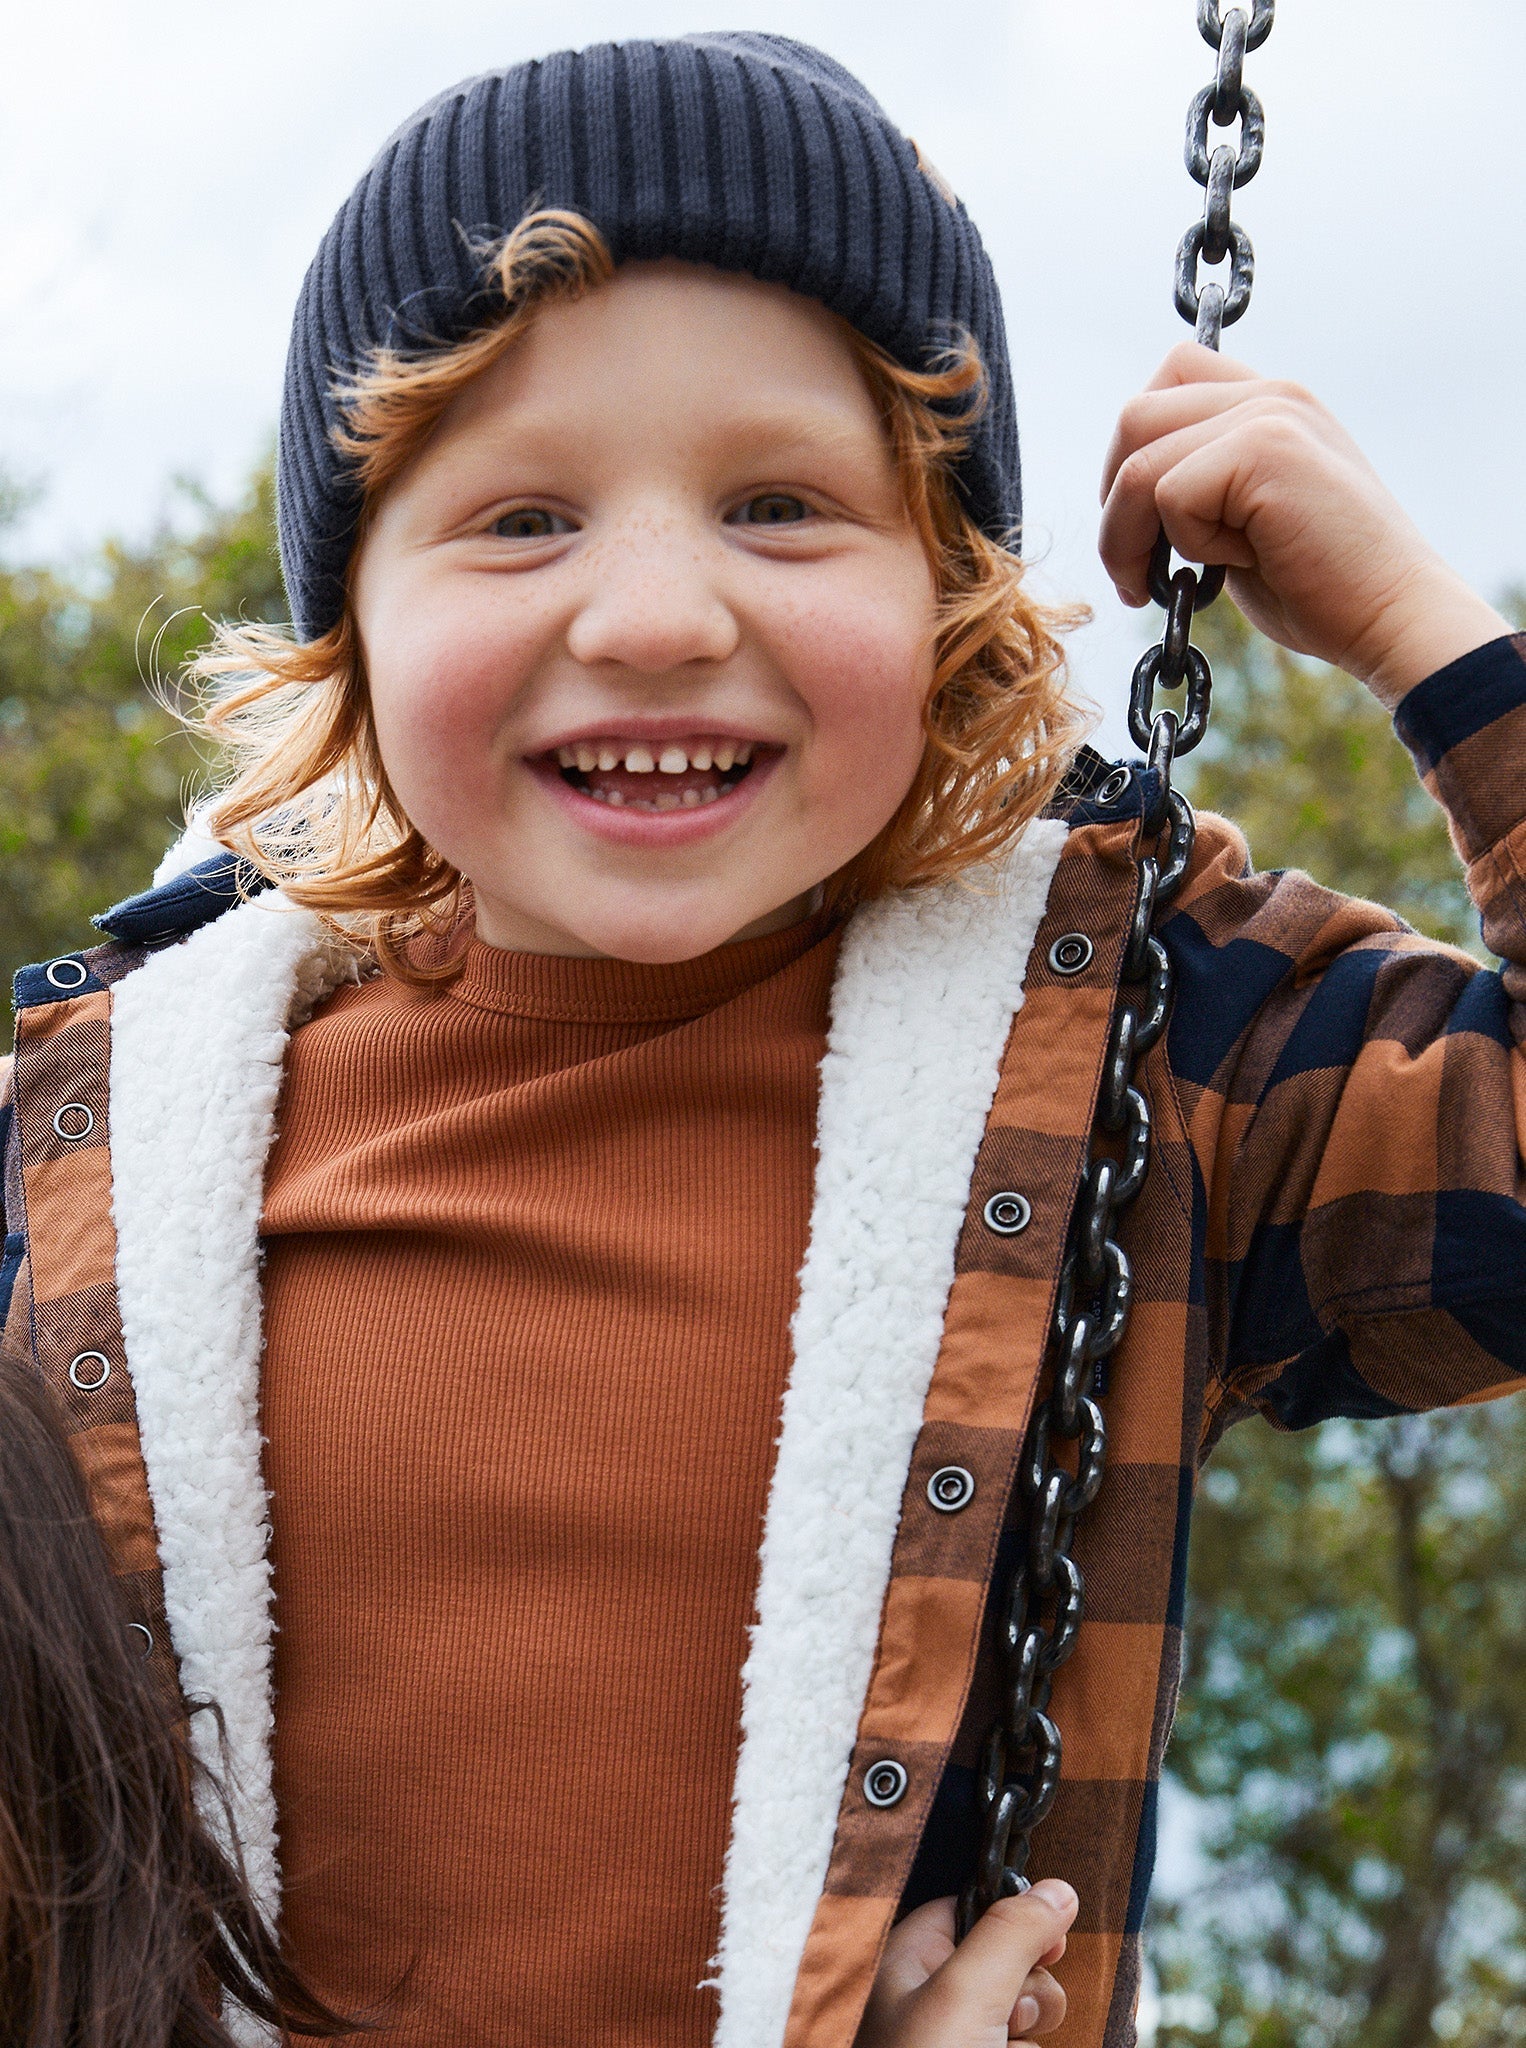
top-left (352, 260), bottom-right (938, 960)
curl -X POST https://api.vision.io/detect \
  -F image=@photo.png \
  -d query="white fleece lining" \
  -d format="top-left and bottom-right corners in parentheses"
top-left (712, 820), bottom-right (1069, 2048)
top-left (151, 812), bottom-right (226, 886)
top-left (108, 895), bottom-right (357, 1938)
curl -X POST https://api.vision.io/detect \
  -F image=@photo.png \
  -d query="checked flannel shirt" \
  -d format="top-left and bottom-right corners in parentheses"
top-left (884, 630), bottom-right (1526, 2043)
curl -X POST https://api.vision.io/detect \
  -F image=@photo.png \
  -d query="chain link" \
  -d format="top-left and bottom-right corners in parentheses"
top-left (958, 1), bottom-right (1273, 1937)
top-left (1175, 0), bottom-right (1272, 348)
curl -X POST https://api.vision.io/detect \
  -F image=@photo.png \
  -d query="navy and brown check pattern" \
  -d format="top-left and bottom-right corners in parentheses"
top-left (5, 633), bottom-right (1525, 2048)
top-left (788, 632), bottom-right (1526, 2046)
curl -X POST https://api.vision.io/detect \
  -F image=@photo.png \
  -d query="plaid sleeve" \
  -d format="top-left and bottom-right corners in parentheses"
top-left (1164, 632), bottom-right (1526, 1433)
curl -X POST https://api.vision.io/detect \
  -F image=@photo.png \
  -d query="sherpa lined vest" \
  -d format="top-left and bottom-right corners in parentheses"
top-left (1, 774), bottom-right (1180, 2048)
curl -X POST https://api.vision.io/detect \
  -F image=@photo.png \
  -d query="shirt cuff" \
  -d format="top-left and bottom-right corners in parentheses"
top-left (1393, 632), bottom-right (1526, 863)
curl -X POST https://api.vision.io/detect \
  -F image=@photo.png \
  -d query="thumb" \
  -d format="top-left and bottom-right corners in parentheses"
top-left (912, 1882), bottom-right (1078, 2037)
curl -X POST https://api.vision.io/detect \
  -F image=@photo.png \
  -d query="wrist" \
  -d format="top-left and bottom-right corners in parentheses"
top-left (1349, 566), bottom-right (1512, 710)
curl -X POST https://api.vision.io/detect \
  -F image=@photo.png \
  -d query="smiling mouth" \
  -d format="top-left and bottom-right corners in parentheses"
top-left (546, 737), bottom-right (769, 812)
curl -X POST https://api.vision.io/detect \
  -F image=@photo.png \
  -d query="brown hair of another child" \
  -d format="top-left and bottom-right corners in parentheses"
top-left (0, 1352), bottom-right (360, 2045)
top-left (180, 210), bottom-right (1089, 978)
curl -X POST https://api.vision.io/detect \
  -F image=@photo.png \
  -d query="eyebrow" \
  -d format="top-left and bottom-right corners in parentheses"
top-left (700, 410), bottom-right (885, 468)
top-left (474, 397), bottom-right (886, 473)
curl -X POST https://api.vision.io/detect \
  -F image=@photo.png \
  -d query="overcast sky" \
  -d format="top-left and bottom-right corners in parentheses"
top-left (2, 0), bottom-right (1522, 745)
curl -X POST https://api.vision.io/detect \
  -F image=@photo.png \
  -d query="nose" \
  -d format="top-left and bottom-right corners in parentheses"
top-left (565, 510), bottom-right (740, 674)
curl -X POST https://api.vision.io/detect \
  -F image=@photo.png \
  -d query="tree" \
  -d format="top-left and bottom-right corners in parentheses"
top-left (1149, 601), bottom-right (1526, 2048)
top-left (0, 461), bottom-right (285, 993)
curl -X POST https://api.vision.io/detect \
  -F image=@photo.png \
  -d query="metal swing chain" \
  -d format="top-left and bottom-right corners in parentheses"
top-left (957, 0), bottom-right (1274, 1936)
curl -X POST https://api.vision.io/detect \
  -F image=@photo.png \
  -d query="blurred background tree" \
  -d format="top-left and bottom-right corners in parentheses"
top-left (1149, 599), bottom-right (1526, 2048)
top-left (0, 457), bottom-right (284, 989)
top-left (2, 458), bottom-right (1523, 2047)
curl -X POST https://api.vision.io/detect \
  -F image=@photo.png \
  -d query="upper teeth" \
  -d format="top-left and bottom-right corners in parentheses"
top-left (554, 740), bottom-right (756, 774)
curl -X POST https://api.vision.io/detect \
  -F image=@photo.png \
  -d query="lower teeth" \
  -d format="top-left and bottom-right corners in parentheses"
top-left (585, 781), bottom-right (734, 809)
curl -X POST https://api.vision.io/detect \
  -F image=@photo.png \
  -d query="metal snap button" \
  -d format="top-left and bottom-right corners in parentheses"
top-left (983, 1191), bottom-right (1031, 1236)
top-left (927, 1464), bottom-right (977, 1513)
top-left (127, 1622), bottom-right (154, 1658)
top-left (863, 1759), bottom-right (909, 1809)
top-left (52, 1103), bottom-right (95, 1142)
top-left (1048, 933), bottom-right (1095, 976)
top-left (1094, 767), bottom-right (1132, 807)
top-left (68, 1351), bottom-right (111, 1392)
top-left (45, 957), bottom-right (89, 990)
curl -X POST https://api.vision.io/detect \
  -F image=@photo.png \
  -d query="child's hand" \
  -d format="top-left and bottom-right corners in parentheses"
top-left (855, 1881), bottom-right (1077, 2048)
top-left (1099, 342), bottom-right (1511, 707)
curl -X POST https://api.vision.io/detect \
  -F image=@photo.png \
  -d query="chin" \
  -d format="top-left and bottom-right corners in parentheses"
top-left (575, 888), bottom-right (813, 963)
top-left (579, 915), bottom-right (754, 964)
top-left (469, 866), bottom-right (823, 962)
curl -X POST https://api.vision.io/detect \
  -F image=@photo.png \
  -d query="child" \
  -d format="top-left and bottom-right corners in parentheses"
top-left (0, 1351), bottom-right (355, 2044)
top-left (2, 30), bottom-right (1520, 2048)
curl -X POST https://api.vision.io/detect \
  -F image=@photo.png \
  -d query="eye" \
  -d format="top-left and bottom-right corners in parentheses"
top-left (729, 493), bottom-right (812, 527)
top-left (492, 507), bottom-right (573, 540)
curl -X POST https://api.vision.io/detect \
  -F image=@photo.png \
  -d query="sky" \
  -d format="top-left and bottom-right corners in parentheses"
top-left (2, 0), bottom-right (1523, 750)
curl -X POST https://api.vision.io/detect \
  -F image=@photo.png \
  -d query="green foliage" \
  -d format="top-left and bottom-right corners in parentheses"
top-left (0, 461), bottom-right (285, 995)
top-left (1154, 1410), bottom-right (1526, 2048)
top-left (1152, 602), bottom-right (1526, 2048)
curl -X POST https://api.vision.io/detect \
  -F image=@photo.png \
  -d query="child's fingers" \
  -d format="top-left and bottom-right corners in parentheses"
top-left (1100, 378), bottom-right (1308, 504)
top-left (1098, 414), bottom-right (1265, 601)
top-left (1012, 1964), bottom-right (1067, 2040)
top-left (872, 1896), bottom-right (958, 2003)
top-left (953, 1883), bottom-right (1074, 1997)
top-left (855, 1885), bottom-right (1078, 2048)
top-left (1141, 338), bottom-right (1260, 392)
top-left (908, 1882), bottom-right (1077, 2042)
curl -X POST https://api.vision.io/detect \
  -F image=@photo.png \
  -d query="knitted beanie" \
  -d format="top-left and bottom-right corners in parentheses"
top-left (276, 32), bottom-right (1020, 639)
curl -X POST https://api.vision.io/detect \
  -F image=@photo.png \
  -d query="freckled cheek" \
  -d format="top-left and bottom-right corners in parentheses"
top-left (365, 601), bottom-right (546, 810)
top-left (780, 597), bottom-right (933, 794)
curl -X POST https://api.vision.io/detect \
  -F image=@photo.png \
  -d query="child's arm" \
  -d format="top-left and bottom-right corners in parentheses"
top-left (1093, 345), bottom-right (1526, 1432)
top-left (1098, 340), bottom-right (1511, 706)
top-left (855, 1883), bottom-right (1077, 2048)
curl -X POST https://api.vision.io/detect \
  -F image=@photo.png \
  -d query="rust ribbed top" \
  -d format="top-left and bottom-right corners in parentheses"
top-left (257, 914), bottom-right (839, 2046)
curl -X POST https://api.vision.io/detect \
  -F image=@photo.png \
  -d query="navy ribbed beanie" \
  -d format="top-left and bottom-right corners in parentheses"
top-left (277, 33), bottom-right (1020, 639)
